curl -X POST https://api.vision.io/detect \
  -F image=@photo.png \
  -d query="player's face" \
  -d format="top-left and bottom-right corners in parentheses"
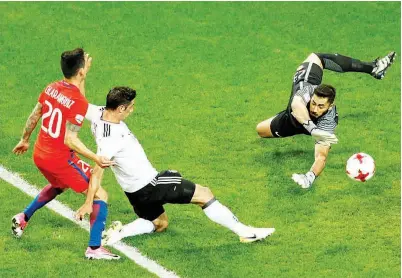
top-left (121, 100), bottom-right (135, 120)
top-left (309, 95), bottom-right (332, 118)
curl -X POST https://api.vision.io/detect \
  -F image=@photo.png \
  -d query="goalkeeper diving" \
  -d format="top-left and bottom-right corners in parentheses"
top-left (256, 51), bottom-right (396, 188)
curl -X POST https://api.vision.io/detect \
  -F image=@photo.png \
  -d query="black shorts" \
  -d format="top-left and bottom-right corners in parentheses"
top-left (124, 170), bottom-right (196, 221)
top-left (270, 110), bottom-right (308, 138)
top-left (291, 61), bottom-right (323, 93)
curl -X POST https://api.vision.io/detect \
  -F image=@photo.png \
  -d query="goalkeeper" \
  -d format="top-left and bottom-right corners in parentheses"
top-left (256, 51), bottom-right (396, 189)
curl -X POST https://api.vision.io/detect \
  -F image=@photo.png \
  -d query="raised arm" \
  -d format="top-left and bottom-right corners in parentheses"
top-left (13, 102), bottom-right (43, 155)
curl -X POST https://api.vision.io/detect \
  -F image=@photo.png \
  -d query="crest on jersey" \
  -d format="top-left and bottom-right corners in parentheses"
top-left (75, 114), bottom-right (84, 124)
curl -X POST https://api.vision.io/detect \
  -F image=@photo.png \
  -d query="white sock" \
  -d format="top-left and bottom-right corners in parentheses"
top-left (203, 200), bottom-right (251, 237)
top-left (120, 218), bottom-right (155, 239)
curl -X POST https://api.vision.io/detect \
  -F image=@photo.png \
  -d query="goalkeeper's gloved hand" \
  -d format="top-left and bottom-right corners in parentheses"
top-left (291, 171), bottom-right (316, 189)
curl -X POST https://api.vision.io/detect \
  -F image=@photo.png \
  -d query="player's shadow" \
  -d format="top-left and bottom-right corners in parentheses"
top-left (254, 141), bottom-right (311, 166)
top-left (270, 149), bottom-right (310, 160)
top-left (253, 138), bottom-right (313, 196)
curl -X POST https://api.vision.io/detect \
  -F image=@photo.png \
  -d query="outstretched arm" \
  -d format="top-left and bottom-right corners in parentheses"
top-left (291, 143), bottom-right (331, 189)
top-left (311, 143), bottom-right (330, 177)
top-left (13, 102), bottom-right (42, 155)
top-left (64, 121), bottom-right (114, 168)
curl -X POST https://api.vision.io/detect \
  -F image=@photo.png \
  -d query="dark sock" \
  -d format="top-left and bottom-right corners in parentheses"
top-left (90, 246), bottom-right (100, 250)
top-left (316, 53), bottom-right (374, 74)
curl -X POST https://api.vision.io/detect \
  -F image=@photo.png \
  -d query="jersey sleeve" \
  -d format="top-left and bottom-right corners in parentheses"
top-left (316, 107), bottom-right (338, 134)
top-left (67, 96), bottom-right (89, 127)
top-left (85, 104), bottom-right (104, 122)
top-left (96, 136), bottom-right (124, 159)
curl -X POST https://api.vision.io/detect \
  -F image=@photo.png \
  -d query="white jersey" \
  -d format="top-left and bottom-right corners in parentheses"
top-left (85, 104), bottom-right (158, 193)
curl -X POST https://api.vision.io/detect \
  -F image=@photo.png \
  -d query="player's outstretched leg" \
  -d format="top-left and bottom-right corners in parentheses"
top-left (192, 185), bottom-right (275, 243)
top-left (11, 184), bottom-right (63, 238)
top-left (314, 51), bottom-right (396, 79)
top-left (102, 218), bottom-right (155, 246)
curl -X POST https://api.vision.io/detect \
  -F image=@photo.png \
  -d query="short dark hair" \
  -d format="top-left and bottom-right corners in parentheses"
top-left (106, 87), bottom-right (137, 110)
top-left (60, 48), bottom-right (85, 78)
top-left (313, 84), bottom-right (336, 104)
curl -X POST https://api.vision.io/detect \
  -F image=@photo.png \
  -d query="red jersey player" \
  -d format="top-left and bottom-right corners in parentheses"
top-left (12, 48), bottom-right (119, 260)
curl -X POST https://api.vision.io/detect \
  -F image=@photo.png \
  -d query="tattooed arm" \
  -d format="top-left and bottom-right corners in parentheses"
top-left (64, 121), bottom-right (114, 168)
top-left (12, 103), bottom-right (42, 155)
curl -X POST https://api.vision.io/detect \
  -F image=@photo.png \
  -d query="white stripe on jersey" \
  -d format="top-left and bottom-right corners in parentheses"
top-left (158, 177), bottom-right (181, 180)
top-left (157, 181), bottom-right (182, 185)
top-left (304, 62), bottom-right (313, 82)
top-left (157, 177), bottom-right (182, 183)
top-left (158, 179), bottom-right (182, 183)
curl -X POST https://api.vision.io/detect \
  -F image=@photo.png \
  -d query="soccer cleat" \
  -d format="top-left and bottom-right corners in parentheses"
top-left (371, 51), bottom-right (397, 79)
top-left (11, 213), bottom-right (28, 238)
top-left (85, 246), bottom-right (120, 260)
top-left (239, 227), bottom-right (275, 243)
top-left (102, 221), bottom-right (123, 246)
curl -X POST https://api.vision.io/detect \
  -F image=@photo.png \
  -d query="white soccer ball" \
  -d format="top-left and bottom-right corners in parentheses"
top-left (346, 153), bottom-right (375, 182)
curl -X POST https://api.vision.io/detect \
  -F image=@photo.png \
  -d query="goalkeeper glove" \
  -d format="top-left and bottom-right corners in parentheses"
top-left (303, 120), bottom-right (338, 145)
top-left (291, 171), bottom-right (316, 189)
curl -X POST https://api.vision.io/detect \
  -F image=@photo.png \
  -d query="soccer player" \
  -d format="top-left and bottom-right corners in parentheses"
top-left (76, 87), bottom-right (275, 245)
top-left (12, 48), bottom-right (119, 260)
top-left (256, 51), bottom-right (396, 189)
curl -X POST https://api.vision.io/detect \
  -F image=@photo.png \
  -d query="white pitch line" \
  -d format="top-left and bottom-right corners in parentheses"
top-left (0, 165), bottom-right (179, 278)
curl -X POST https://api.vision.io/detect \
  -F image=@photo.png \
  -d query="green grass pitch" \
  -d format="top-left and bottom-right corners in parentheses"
top-left (0, 2), bottom-right (400, 277)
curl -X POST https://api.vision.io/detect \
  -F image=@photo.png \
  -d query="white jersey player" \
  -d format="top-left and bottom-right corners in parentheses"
top-left (76, 86), bottom-right (275, 245)
top-left (87, 105), bottom-right (158, 193)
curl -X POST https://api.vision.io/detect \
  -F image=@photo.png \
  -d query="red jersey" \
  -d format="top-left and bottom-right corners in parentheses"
top-left (34, 80), bottom-right (88, 160)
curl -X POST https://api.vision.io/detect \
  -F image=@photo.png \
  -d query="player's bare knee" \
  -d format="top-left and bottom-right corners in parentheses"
top-left (203, 186), bottom-right (214, 200)
top-left (256, 121), bottom-right (272, 138)
top-left (191, 184), bottom-right (215, 206)
top-left (199, 185), bottom-right (215, 205)
top-left (153, 219), bottom-right (168, 232)
top-left (304, 53), bottom-right (323, 68)
top-left (152, 213), bottom-right (168, 232)
top-left (256, 122), bottom-right (266, 137)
